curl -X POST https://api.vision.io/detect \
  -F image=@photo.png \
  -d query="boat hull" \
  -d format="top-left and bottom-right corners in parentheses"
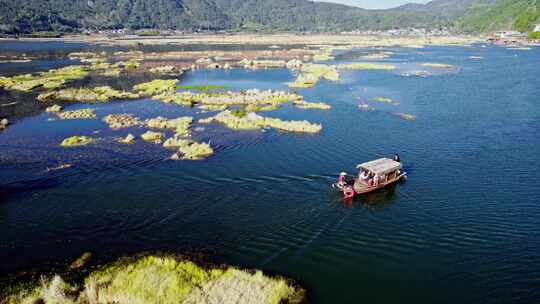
top-left (348, 172), bottom-right (407, 197)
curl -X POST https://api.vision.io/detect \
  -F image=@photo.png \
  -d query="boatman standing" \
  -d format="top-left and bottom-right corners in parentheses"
top-left (393, 153), bottom-right (401, 163)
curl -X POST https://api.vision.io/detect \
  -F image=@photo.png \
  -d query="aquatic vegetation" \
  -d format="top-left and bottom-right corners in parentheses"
top-left (401, 70), bottom-right (431, 77)
top-left (313, 49), bottom-right (335, 62)
top-left (38, 86), bottom-right (141, 103)
top-left (134, 79), bottom-right (179, 96)
top-left (113, 60), bottom-right (140, 70)
top-left (103, 114), bottom-right (143, 130)
top-left (163, 137), bottom-right (193, 149)
top-left (245, 103), bottom-right (281, 112)
top-left (336, 63), bottom-right (396, 70)
top-left (57, 108), bottom-right (97, 120)
top-left (118, 134), bottom-right (136, 144)
top-left (68, 52), bottom-right (107, 63)
top-left (141, 131), bottom-right (165, 143)
top-left (196, 57), bottom-right (213, 65)
top-left (286, 59), bottom-right (303, 70)
top-left (69, 252), bottom-right (92, 270)
top-left (113, 51), bottom-right (144, 58)
top-left (154, 89), bottom-right (300, 112)
top-left (0, 65), bottom-right (91, 92)
top-left (4, 255), bottom-right (302, 304)
top-left (46, 164), bottom-right (73, 172)
top-left (200, 110), bottom-right (322, 133)
top-left (361, 52), bottom-right (393, 60)
top-left (146, 116), bottom-right (193, 136)
top-left (173, 141), bottom-right (214, 160)
top-left (177, 85), bottom-right (229, 91)
top-left (231, 109), bottom-right (247, 118)
top-left (45, 104), bottom-right (63, 113)
top-left (100, 69), bottom-right (122, 77)
top-left (358, 103), bottom-right (374, 110)
top-left (293, 100), bottom-right (331, 110)
top-left (199, 104), bottom-right (228, 111)
top-left (152, 91), bottom-right (200, 106)
top-left (421, 63), bottom-right (454, 68)
top-left (149, 65), bottom-right (182, 75)
top-left (393, 112), bottom-right (417, 121)
top-left (370, 97), bottom-right (400, 105)
top-left (60, 136), bottom-right (94, 147)
top-left (288, 64), bottom-right (340, 88)
top-left (241, 59), bottom-right (288, 69)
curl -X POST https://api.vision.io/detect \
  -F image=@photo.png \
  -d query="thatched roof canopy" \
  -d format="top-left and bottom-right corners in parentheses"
top-left (357, 158), bottom-right (401, 175)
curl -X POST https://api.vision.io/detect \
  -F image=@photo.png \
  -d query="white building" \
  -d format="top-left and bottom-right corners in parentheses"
top-left (534, 24), bottom-right (540, 32)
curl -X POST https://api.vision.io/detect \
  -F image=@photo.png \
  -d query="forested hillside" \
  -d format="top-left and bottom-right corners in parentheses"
top-left (0, 0), bottom-right (538, 35)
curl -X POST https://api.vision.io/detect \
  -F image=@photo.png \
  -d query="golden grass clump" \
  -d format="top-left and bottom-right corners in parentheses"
top-left (288, 64), bottom-right (340, 88)
top-left (172, 141), bottom-right (214, 160)
top-left (0, 65), bottom-right (91, 92)
top-left (421, 63), bottom-right (454, 68)
top-left (103, 114), bottom-right (143, 130)
top-left (38, 86), bottom-right (141, 103)
top-left (4, 255), bottom-right (303, 304)
top-left (146, 116), bottom-right (193, 137)
top-left (293, 100), bottom-right (331, 110)
top-left (60, 136), bottom-right (94, 147)
top-left (56, 108), bottom-right (97, 120)
top-left (200, 110), bottom-right (322, 133)
top-left (336, 63), bottom-right (396, 70)
top-left (141, 131), bottom-right (165, 143)
top-left (133, 79), bottom-right (179, 96)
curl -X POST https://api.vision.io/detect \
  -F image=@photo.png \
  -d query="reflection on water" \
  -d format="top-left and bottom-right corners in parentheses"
top-left (1, 42), bottom-right (540, 303)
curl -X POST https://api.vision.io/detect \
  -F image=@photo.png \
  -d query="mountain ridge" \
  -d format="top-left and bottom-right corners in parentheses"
top-left (0, 0), bottom-right (538, 35)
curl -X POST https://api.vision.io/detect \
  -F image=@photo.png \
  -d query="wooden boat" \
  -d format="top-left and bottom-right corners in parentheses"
top-left (333, 158), bottom-right (406, 199)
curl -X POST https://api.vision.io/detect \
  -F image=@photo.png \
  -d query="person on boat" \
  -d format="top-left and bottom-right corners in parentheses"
top-left (338, 172), bottom-right (348, 187)
top-left (367, 172), bottom-right (374, 187)
top-left (393, 153), bottom-right (401, 163)
top-left (359, 169), bottom-right (369, 181)
top-left (373, 174), bottom-right (380, 187)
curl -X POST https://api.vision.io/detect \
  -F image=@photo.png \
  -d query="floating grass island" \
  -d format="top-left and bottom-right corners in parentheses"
top-left (200, 110), bottom-right (322, 133)
top-left (103, 114), bottom-right (143, 130)
top-left (393, 112), bottom-right (417, 121)
top-left (3, 255), bottom-right (303, 304)
top-left (56, 108), bottom-right (97, 120)
top-left (134, 79), bottom-right (179, 96)
top-left (289, 63), bottom-right (340, 88)
top-left (335, 63), bottom-right (396, 70)
top-left (60, 136), bottom-right (94, 147)
top-left (38, 86), bottom-right (141, 103)
top-left (370, 97), bottom-right (400, 105)
top-left (0, 65), bottom-right (91, 92)
top-left (421, 63), bottom-right (454, 68)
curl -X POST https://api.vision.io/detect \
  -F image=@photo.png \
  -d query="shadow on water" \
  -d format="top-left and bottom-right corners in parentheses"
top-left (338, 182), bottom-right (402, 210)
top-left (0, 177), bottom-right (62, 204)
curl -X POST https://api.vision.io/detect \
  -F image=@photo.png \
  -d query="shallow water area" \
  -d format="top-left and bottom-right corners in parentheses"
top-left (1, 42), bottom-right (540, 303)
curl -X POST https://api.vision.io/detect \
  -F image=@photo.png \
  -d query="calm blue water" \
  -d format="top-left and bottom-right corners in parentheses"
top-left (1, 42), bottom-right (540, 303)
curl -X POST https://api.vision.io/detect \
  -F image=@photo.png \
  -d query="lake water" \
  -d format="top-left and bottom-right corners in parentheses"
top-left (1, 42), bottom-right (540, 303)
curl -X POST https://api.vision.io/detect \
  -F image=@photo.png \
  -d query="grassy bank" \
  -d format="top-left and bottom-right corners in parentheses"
top-left (3, 255), bottom-right (304, 304)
